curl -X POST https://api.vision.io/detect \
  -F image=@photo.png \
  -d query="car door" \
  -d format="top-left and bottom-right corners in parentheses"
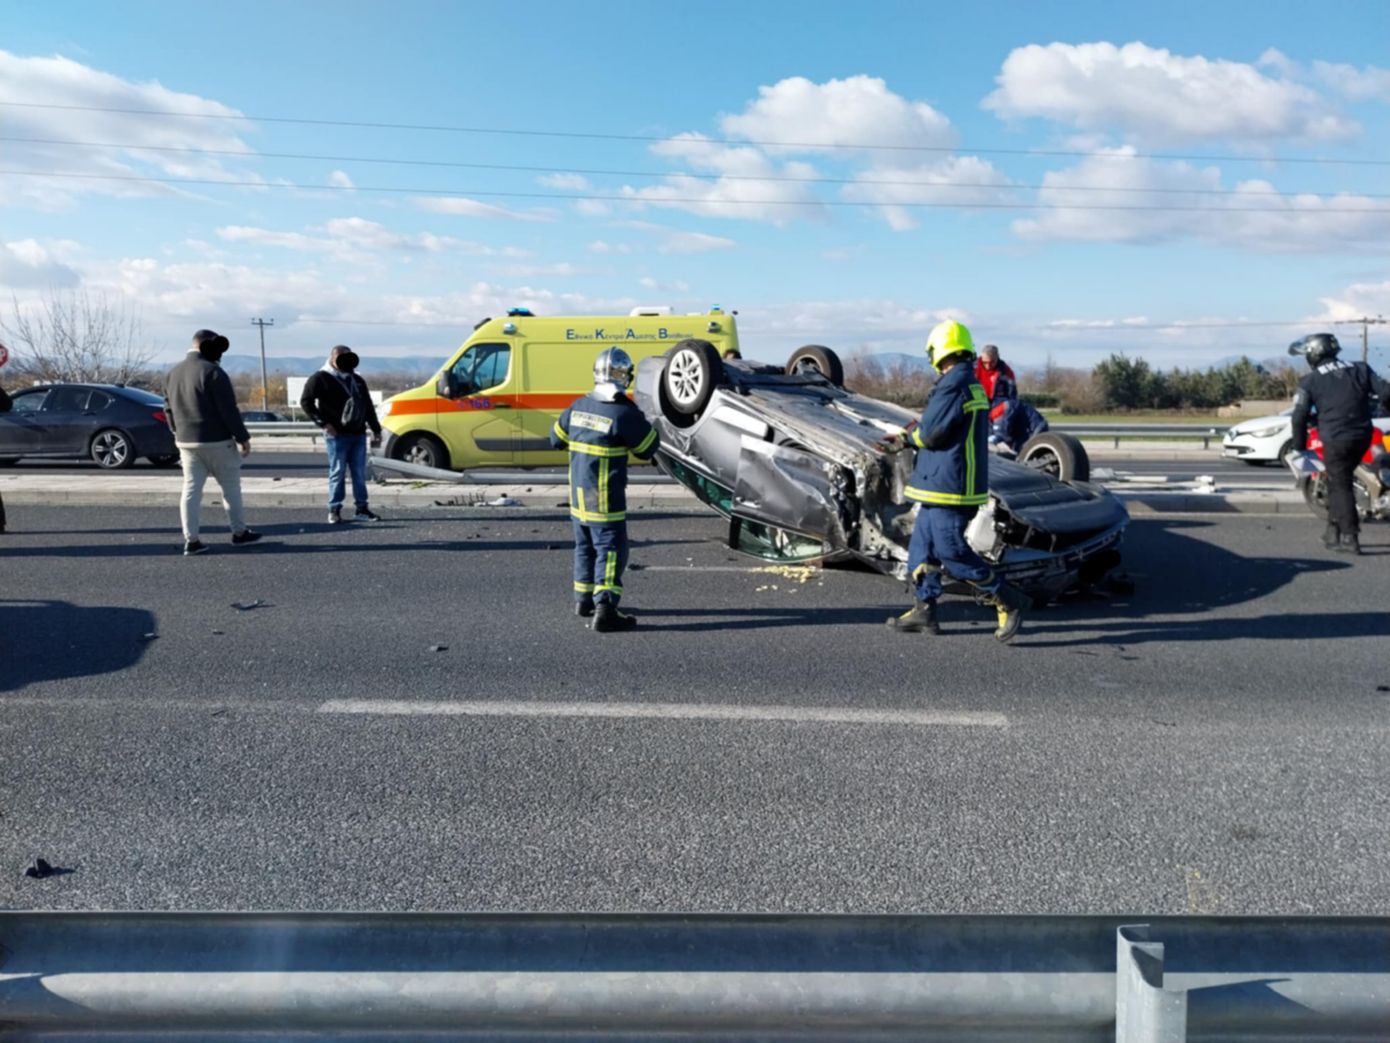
top-left (438, 342), bottom-right (516, 466)
top-left (37, 385), bottom-right (95, 455)
top-left (0, 388), bottom-right (51, 456)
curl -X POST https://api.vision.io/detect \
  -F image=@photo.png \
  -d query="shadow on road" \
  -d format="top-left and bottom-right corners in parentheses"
top-left (0, 599), bottom-right (157, 692)
top-left (1023, 519), bottom-right (1365, 646)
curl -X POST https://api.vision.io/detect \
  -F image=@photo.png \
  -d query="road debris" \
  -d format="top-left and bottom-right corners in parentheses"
top-left (429, 644), bottom-right (448, 653)
top-left (24, 857), bottom-right (71, 879)
top-left (230, 599), bottom-right (265, 612)
top-left (140, 632), bottom-right (158, 641)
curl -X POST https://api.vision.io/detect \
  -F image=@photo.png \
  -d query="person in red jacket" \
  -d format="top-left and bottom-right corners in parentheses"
top-left (975, 343), bottom-right (1018, 430)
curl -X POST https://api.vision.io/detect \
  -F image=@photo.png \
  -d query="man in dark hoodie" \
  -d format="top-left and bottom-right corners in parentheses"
top-left (300, 344), bottom-right (383, 524)
top-left (0, 380), bottom-right (10, 533)
top-left (164, 329), bottom-right (261, 555)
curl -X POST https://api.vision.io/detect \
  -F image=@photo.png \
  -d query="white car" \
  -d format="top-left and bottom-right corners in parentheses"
top-left (1223, 409), bottom-right (1390, 465)
top-left (1222, 408), bottom-right (1295, 465)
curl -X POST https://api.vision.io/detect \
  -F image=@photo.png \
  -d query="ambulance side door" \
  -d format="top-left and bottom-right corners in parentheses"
top-left (441, 341), bottom-right (517, 465)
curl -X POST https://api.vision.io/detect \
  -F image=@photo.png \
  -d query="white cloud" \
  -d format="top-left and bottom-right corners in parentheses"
top-left (740, 300), bottom-right (970, 351)
top-left (623, 133), bottom-right (823, 224)
top-left (842, 156), bottom-right (1015, 231)
top-left (1012, 148), bottom-right (1390, 250)
top-left (537, 172), bottom-right (591, 190)
top-left (637, 276), bottom-right (690, 293)
top-left (488, 262), bottom-right (588, 278)
top-left (0, 49), bottom-right (259, 209)
top-left (215, 217), bottom-right (516, 260)
top-left (623, 221), bottom-right (736, 254)
top-left (984, 41), bottom-right (1355, 143)
top-left (1311, 60), bottom-right (1390, 102)
top-left (0, 238), bottom-right (82, 288)
top-left (587, 240), bottom-right (633, 255)
top-left (328, 170), bottom-right (355, 190)
top-left (415, 196), bottom-right (557, 222)
top-left (97, 257), bottom-right (352, 323)
top-left (1314, 278), bottom-right (1390, 321)
top-left (575, 199), bottom-right (612, 217)
top-left (720, 75), bottom-right (955, 153)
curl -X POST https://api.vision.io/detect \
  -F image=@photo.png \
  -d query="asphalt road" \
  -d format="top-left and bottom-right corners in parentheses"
top-left (6, 450), bottom-right (1267, 482)
top-left (2, 506), bottom-right (1387, 914)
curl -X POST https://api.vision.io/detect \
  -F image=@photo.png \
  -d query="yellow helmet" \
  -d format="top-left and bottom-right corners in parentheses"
top-left (925, 320), bottom-right (975, 371)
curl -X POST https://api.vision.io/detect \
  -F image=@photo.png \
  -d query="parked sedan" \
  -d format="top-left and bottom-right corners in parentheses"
top-left (0, 383), bottom-right (178, 468)
top-left (634, 341), bottom-right (1128, 598)
top-left (1223, 408), bottom-right (1390, 465)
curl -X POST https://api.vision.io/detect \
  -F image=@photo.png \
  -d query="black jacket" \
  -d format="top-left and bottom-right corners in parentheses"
top-left (301, 369), bottom-right (381, 436)
top-left (1290, 359), bottom-right (1390, 449)
top-left (0, 384), bottom-right (11, 413)
top-left (165, 353), bottom-right (250, 444)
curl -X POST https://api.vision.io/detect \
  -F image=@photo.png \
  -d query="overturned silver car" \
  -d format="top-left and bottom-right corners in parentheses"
top-left (634, 340), bottom-right (1129, 598)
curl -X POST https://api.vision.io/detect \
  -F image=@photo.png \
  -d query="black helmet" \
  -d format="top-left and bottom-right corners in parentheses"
top-left (1288, 332), bottom-right (1340, 367)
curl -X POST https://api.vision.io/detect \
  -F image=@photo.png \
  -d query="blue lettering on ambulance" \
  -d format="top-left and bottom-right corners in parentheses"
top-left (565, 329), bottom-right (575, 340)
top-left (594, 328), bottom-right (604, 338)
top-left (659, 328), bottom-right (668, 339)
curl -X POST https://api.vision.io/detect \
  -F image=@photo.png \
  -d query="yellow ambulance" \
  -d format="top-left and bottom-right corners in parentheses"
top-left (378, 307), bottom-right (739, 470)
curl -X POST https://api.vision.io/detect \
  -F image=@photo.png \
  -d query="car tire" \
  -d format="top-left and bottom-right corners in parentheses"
top-left (660, 338), bottom-right (723, 419)
top-left (91, 429), bottom-right (136, 469)
top-left (1019, 431), bottom-right (1090, 482)
top-left (786, 344), bottom-right (844, 386)
top-left (149, 454), bottom-right (180, 468)
top-left (393, 432), bottom-right (450, 470)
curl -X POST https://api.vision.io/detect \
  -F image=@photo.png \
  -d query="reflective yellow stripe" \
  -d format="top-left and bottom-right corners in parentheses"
top-left (573, 582), bottom-right (594, 593)
top-left (634, 428), bottom-right (657, 455)
top-left (598, 457), bottom-right (609, 514)
top-left (962, 402), bottom-right (990, 412)
top-left (571, 506), bottom-right (627, 523)
top-left (552, 420), bottom-right (569, 443)
top-left (576, 487), bottom-right (585, 515)
top-left (965, 411), bottom-right (977, 496)
top-left (910, 426), bottom-right (925, 448)
top-left (567, 441), bottom-right (627, 457)
top-left (904, 487), bottom-right (988, 506)
top-left (605, 551), bottom-right (617, 589)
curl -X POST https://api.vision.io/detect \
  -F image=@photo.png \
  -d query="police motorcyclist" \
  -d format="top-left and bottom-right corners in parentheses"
top-left (550, 346), bottom-right (660, 631)
top-left (1288, 332), bottom-right (1390, 555)
top-left (887, 320), bottom-right (1030, 642)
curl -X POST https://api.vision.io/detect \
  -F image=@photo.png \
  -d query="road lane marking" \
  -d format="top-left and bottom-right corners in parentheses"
top-left (317, 699), bottom-right (1007, 728)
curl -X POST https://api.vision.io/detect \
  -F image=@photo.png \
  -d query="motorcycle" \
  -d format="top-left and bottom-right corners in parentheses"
top-left (1286, 426), bottom-right (1390, 521)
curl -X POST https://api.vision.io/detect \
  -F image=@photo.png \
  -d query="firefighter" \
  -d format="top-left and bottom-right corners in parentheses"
top-left (550, 347), bottom-right (660, 631)
top-left (887, 320), bottom-right (1030, 642)
top-left (1288, 332), bottom-right (1390, 555)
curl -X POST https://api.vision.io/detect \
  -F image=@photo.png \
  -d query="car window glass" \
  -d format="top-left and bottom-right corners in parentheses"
top-left (88, 391), bottom-right (115, 412)
top-left (44, 386), bottom-right (91, 413)
top-left (9, 391), bottom-right (48, 414)
top-left (451, 344), bottom-right (510, 395)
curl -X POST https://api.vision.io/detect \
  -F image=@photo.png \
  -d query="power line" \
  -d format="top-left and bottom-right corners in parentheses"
top-left (5, 168), bottom-right (1389, 214)
top-left (3, 100), bottom-right (1387, 167)
top-left (2, 135), bottom-right (1383, 200)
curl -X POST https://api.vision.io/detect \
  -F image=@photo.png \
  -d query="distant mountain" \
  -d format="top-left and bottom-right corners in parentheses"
top-left (220, 353), bottom-right (441, 377)
top-left (850, 351), bottom-right (937, 372)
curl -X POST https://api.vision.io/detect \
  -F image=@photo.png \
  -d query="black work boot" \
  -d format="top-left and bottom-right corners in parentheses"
top-left (886, 599), bottom-right (940, 634)
top-left (592, 601), bottom-right (637, 632)
top-left (574, 597), bottom-right (595, 618)
top-left (1336, 531), bottom-right (1362, 556)
top-left (989, 584), bottom-right (1032, 644)
top-left (1322, 523), bottom-right (1341, 550)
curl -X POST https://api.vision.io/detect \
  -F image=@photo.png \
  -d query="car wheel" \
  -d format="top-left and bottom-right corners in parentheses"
top-left (91, 429), bottom-right (135, 469)
top-left (661, 338), bottom-right (723, 419)
top-left (1019, 432), bottom-right (1090, 482)
top-left (1273, 439), bottom-right (1293, 466)
top-left (393, 432), bottom-right (449, 470)
top-left (149, 454), bottom-right (180, 468)
top-left (785, 344), bottom-right (845, 386)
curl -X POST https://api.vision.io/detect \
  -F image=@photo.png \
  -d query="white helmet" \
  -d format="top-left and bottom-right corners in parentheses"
top-left (593, 346), bottom-right (634, 389)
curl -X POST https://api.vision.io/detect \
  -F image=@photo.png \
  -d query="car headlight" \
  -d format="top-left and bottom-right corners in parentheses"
top-left (1247, 424), bottom-right (1286, 438)
top-left (380, 400), bottom-right (393, 417)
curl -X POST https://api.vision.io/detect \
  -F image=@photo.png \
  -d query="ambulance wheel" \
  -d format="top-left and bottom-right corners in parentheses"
top-left (394, 432), bottom-right (449, 470)
top-left (786, 344), bottom-right (844, 386)
top-left (660, 338), bottom-right (723, 420)
top-left (1019, 432), bottom-right (1090, 482)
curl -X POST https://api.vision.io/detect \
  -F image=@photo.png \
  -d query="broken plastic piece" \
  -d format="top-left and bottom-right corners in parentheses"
top-left (230, 599), bottom-right (264, 611)
top-left (429, 644), bottom-right (448, 652)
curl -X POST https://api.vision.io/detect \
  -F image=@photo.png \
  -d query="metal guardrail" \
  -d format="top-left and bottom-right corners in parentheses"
top-left (1, 913), bottom-right (1385, 1039)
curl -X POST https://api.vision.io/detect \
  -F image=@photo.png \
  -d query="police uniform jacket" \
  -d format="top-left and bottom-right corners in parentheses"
top-left (905, 361), bottom-right (992, 507)
top-left (550, 390), bottom-right (660, 523)
top-left (1290, 359), bottom-right (1390, 450)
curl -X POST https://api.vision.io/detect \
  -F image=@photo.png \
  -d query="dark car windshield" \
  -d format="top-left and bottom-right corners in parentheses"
top-left (119, 387), bottom-right (165, 405)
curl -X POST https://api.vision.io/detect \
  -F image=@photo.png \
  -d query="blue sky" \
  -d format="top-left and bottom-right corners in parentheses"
top-left (3, 0), bottom-right (1389, 371)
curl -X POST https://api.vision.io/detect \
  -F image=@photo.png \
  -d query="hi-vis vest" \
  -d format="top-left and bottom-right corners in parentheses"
top-left (905, 362), bottom-right (990, 508)
top-left (549, 392), bottom-right (659, 523)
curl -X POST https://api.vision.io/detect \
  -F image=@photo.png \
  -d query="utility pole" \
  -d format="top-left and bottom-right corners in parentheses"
top-left (1333, 315), bottom-right (1385, 364)
top-left (250, 318), bottom-right (274, 410)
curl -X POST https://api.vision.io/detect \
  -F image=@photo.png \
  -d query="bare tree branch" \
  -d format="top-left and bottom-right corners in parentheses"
top-left (2, 289), bottom-right (153, 385)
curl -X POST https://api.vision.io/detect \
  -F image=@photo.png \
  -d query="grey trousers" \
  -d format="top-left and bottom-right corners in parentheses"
top-left (178, 441), bottom-right (247, 540)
